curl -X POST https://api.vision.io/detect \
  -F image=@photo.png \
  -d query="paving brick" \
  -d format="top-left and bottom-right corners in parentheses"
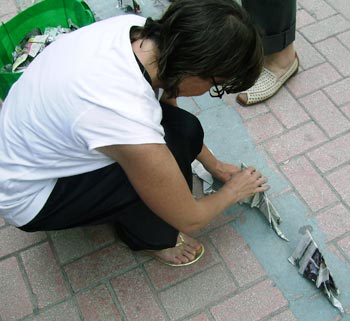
top-left (77, 284), bottom-right (122, 321)
top-left (49, 228), bottom-right (96, 264)
top-left (299, 14), bottom-right (350, 43)
top-left (315, 37), bottom-right (350, 77)
top-left (298, 0), bottom-right (336, 20)
top-left (327, 165), bottom-right (350, 207)
top-left (338, 30), bottom-right (350, 50)
top-left (0, 218), bottom-right (6, 227)
top-left (210, 279), bottom-right (288, 321)
top-left (25, 300), bottom-right (81, 321)
top-left (324, 78), bottom-right (350, 106)
top-left (0, 0), bottom-right (17, 20)
top-left (267, 87), bottom-right (310, 129)
top-left (341, 103), bottom-right (350, 119)
top-left (209, 225), bottom-right (265, 287)
top-left (185, 313), bottom-right (211, 321)
top-left (144, 238), bottom-right (220, 290)
top-left (307, 132), bottom-right (350, 173)
top-left (264, 122), bottom-right (327, 163)
top-left (64, 243), bottom-right (136, 291)
top-left (0, 257), bottom-right (33, 320)
top-left (338, 235), bottom-right (350, 259)
top-left (316, 203), bottom-right (350, 241)
top-left (296, 9), bottom-right (316, 28)
top-left (295, 32), bottom-right (325, 70)
top-left (246, 113), bottom-right (284, 143)
top-left (287, 63), bottom-right (341, 98)
top-left (0, 226), bottom-right (46, 258)
top-left (111, 268), bottom-right (166, 321)
top-left (281, 156), bottom-right (338, 211)
top-left (223, 94), bottom-right (270, 121)
top-left (83, 224), bottom-right (116, 248)
top-left (300, 91), bottom-right (350, 137)
top-left (330, 0), bottom-right (350, 19)
top-left (269, 309), bottom-right (298, 321)
top-left (159, 265), bottom-right (236, 320)
top-left (21, 242), bottom-right (69, 309)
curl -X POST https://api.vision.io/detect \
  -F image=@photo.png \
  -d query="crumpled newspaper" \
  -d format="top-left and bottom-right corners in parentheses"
top-left (288, 230), bottom-right (344, 313)
top-left (239, 163), bottom-right (289, 241)
top-left (191, 159), bottom-right (215, 194)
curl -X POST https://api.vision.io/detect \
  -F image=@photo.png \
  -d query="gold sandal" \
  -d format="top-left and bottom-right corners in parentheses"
top-left (236, 54), bottom-right (299, 106)
top-left (150, 234), bottom-right (205, 267)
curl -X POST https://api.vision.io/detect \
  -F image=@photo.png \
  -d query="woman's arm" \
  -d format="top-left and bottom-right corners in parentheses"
top-left (97, 143), bottom-right (269, 234)
top-left (197, 144), bottom-right (240, 183)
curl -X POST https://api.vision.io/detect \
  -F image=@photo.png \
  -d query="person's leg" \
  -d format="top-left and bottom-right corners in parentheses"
top-left (20, 102), bottom-right (204, 264)
top-left (237, 0), bottom-right (297, 106)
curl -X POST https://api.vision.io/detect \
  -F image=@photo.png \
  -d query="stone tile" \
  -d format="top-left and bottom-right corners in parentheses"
top-left (210, 279), bottom-right (288, 321)
top-left (300, 91), bottom-right (350, 137)
top-left (0, 226), bottom-right (46, 258)
top-left (0, 0), bottom-right (17, 20)
top-left (223, 93), bottom-right (270, 121)
top-left (316, 204), bottom-right (350, 241)
top-left (64, 243), bottom-right (136, 291)
top-left (341, 103), bottom-right (350, 119)
top-left (299, 14), bottom-right (350, 43)
top-left (25, 300), bottom-right (81, 321)
top-left (269, 309), bottom-right (298, 321)
top-left (21, 242), bottom-right (69, 309)
top-left (338, 235), bottom-right (350, 259)
top-left (315, 37), bottom-right (350, 77)
top-left (246, 113), bottom-right (284, 143)
top-left (287, 63), bottom-right (341, 98)
top-left (324, 78), bottom-right (350, 106)
top-left (49, 228), bottom-right (96, 264)
top-left (209, 225), bottom-right (265, 287)
top-left (295, 32), bottom-right (325, 70)
top-left (111, 268), bottom-right (166, 321)
top-left (338, 30), bottom-right (350, 50)
top-left (327, 165), bottom-right (350, 206)
top-left (307, 132), bottom-right (350, 173)
top-left (144, 238), bottom-right (220, 290)
top-left (330, 0), bottom-right (350, 19)
top-left (83, 224), bottom-right (116, 248)
top-left (281, 156), bottom-right (338, 211)
top-left (0, 257), bottom-right (33, 320)
top-left (267, 87), bottom-right (310, 129)
top-left (159, 265), bottom-right (236, 320)
top-left (296, 9), bottom-right (316, 28)
top-left (77, 284), bottom-right (122, 321)
top-left (185, 313), bottom-right (211, 321)
top-left (264, 122), bottom-right (327, 163)
top-left (298, 0), bottom-right (336, 20)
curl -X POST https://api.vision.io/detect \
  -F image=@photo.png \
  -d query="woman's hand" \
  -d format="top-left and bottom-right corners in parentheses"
top-left (210, 160), bottom-right (240, 183)
top-left (223, 166), bottom-right (270, 202)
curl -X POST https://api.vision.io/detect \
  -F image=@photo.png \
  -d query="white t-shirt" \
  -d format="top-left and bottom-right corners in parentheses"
top-left (0, 15), bottom-right (165, 226)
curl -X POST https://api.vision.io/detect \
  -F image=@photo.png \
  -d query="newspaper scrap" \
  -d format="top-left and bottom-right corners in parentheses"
top-left (288, 230), bottom-right (344, 313)
top-left (191, 159), bottom-right (215, 195)
top-left (116, 0), bottom-right (141, 13)
top-left (239, 163), bottom-right (289, 241)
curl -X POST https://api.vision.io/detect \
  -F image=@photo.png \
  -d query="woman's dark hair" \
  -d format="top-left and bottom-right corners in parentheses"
top-left (131, 0), bottom-right (263, 97)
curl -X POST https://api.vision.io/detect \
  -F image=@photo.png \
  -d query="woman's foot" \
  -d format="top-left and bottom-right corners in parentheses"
top-left (151, 233), bottom-right (204, 266)
top-left (236, 44), bottom-right (298, 106)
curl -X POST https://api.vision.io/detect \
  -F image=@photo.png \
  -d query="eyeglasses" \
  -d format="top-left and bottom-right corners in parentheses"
top-left (209, 77), bottom-right (225, 99)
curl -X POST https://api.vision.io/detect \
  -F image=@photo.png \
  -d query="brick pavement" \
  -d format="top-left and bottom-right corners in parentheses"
top-left (1, 0), bottom-right (350, 320)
